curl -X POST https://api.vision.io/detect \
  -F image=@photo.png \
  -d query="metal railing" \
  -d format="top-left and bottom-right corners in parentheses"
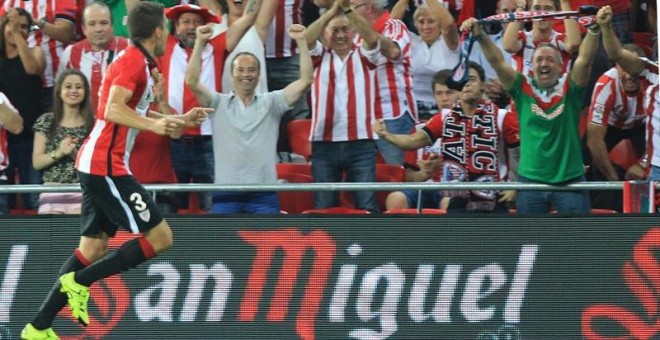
top-left (0, 181), bottom-right (656, 194)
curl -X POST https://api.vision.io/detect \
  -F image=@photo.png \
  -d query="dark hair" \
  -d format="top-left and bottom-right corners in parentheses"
top-left (230, 51), bottom-right (260, 73)
top-left (468, 61), bottom-right (486, 82)
top-left (83, 1), bottom-right (113, 25)
top-left (431, 69), bottom-right (453, 90)
top-left (49, 69), bottom-right (94, 138)
top-left (0, 8), bottom-right (33, 62)
top-left (128, 1), bottom-right (165, 42)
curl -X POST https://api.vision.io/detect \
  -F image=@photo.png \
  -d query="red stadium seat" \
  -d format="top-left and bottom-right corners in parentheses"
top-left (633, 32), bottom-right (654, 58)
top-left (287, 119), bottom-right (312, 161)
top-left (385, 208), bottom-right (446, 214)
top-left (276, 162), bottom-right (312, 177)
top-left (302, 207), bottom-right (370, 214)
top-left (609, 139), bottom-right (639, 170)
top-left (277, 172), bottom-right (314, 214)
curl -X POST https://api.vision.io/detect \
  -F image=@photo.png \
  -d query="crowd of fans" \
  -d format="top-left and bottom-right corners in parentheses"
top-left (0, 0), bottom-right (657, 215)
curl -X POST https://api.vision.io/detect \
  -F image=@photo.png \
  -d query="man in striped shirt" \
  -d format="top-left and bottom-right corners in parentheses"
top-left (59, 2), bottom-right (129, 111)
top-left (599, 6), bottom-right (660, 183)
top-left (502, 0), bottom-right (581, 78)
top-left (339, 0), bottom-right (417, 165)
top-left (586, 44), bottom-right (649, 211)
top-left (306, 3), bottom-right (379, 212)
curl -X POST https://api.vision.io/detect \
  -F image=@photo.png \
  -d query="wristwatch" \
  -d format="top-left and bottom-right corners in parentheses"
top-left (35, 18), bottom-right (47, 30)
top-left (638, 157), bottom-right (649, 170)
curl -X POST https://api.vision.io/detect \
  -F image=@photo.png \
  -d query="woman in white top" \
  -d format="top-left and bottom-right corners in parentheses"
top-left (392, 0), bottom-right (460, 120)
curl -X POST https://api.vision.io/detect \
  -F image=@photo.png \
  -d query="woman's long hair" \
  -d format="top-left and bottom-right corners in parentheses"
top-left (49, 69), bottom-right (95, 138)
top-left (0, 8), bottom-right (33, 62)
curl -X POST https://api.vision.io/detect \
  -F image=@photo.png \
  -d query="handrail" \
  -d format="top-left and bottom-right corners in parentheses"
top-left (0, 181), bottom-right (656, 193)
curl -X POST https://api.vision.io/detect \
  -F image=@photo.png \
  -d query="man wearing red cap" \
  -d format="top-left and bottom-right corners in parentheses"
top-left (160, 2), bottom-right (262, 213)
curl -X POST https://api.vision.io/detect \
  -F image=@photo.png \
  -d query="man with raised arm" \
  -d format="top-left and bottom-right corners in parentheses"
top-left (160, 0), bottom-right (264, 213)
top-left (186, 23), bottom-right (313, 214)
top-left (304, 2), bottom-right (379, 212)
top-left (598, 5), bottom-right (659, 182)
top-left (461, 10), bottom-right (599, 214)
top-left (337, 0), bottom-right (416, 165)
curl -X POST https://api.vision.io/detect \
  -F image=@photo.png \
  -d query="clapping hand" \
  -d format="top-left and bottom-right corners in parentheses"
top-left (58, 135), bottom-right (78, 158)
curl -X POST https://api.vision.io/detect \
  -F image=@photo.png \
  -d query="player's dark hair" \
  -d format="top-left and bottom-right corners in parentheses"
top-left (128, 1), bottom-right (165, 42)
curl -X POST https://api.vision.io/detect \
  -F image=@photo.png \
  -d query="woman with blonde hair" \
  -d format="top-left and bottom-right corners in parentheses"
top-left (392, 0), bottom-right (460, 120)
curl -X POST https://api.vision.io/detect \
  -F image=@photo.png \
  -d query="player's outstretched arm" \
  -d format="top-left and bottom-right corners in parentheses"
top-left (105, 85), bottom-right (184, 136)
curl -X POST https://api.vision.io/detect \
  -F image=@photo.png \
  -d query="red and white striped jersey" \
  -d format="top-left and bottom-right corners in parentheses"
top-left (310, 42), bottom-right (376, 142)
top-left (76, 46), bottom-right (155, 176)
top-left (1, 0), bottom-right (78, 88)
top-left (265, 0), bottom-right (305, 58)
top-left (511, 30), bottom-right (571, 78)
top-left (640, 60), bottom-right (659, 167)
top-left (58, 37), bottom-right (129, 111)
top-left (159, 35), bottom-right (227, 136)
top-left (589, 67), bottom-right (648, 130)
top-left (357, 12), bottom-right (416, 121)
top-left (421, 101), bottom-right (519, 200)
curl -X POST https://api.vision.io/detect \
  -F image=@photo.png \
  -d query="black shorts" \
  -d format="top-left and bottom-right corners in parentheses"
top-left (79, 172), bottom-right (164, 237)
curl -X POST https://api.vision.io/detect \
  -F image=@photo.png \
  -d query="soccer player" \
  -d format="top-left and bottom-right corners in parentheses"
top-left (21, 3), bottom-right (211, 339)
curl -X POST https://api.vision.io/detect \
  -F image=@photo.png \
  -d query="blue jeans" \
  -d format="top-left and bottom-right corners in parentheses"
top-left (212, 192), bottom-right (280, 214)
top-left (312, 140), bottom-right (378, 212)
top-left (8, 140), bottom-right (42, 209)
top-left (648, 165), bottom-right (660, 181)
top-left (170, 138), bottom-right (214, 211)
top-left (376, 114), bottom-right (414, 165)
top-left (403, 189), bottom-right (442, 209)
top-left (516, 175), bottom-right (590, 215)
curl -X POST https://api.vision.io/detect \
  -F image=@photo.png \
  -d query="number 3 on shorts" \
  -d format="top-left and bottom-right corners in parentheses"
top-left (130, 193), bottom-right (147, 212)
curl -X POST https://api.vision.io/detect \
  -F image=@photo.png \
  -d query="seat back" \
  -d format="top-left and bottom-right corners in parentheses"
top-left (287, 119), bottom-right (312, 161)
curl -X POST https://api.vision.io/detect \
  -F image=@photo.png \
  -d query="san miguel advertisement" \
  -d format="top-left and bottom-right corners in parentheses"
top-left (0, 215), bottom-right (659, 339)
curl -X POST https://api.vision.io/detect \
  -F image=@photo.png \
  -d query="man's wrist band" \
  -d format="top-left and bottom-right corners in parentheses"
top-left (343, 8), bottom-right (353, 14)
